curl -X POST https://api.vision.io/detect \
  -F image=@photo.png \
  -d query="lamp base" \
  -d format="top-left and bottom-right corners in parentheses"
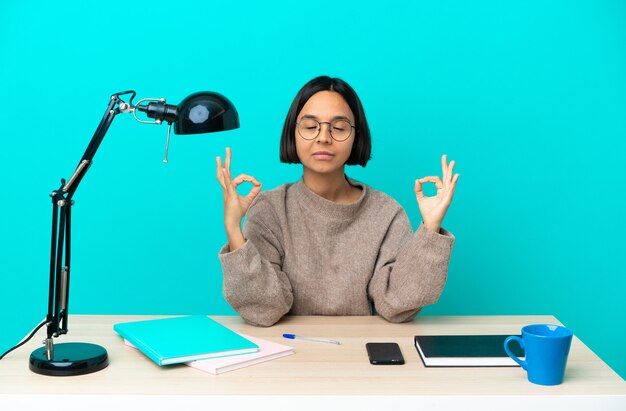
top-left (29, 342), bottom-right (109, 376)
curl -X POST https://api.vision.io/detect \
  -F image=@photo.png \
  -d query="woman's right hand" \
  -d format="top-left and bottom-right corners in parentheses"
top-left (216, 147), bottom-right (262, 233)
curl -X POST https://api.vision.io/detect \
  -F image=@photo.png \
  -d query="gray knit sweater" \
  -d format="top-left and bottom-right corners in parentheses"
top-left (218, 178), bottom-right (455, 327)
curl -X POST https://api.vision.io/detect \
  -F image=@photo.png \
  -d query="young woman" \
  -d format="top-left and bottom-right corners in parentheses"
top-left (216, 76), bottom-right (459, 327)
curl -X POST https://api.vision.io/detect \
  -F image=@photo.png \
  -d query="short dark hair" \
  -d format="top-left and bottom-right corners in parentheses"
top-left (280, 76), bottom-right (371, 167)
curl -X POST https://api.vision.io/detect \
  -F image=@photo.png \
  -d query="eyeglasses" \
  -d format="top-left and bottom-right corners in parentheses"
top-left (296, 118), bottom-right (355, 142)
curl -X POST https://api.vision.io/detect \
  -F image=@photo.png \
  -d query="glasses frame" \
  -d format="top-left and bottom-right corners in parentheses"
top-left (296, 118), bottom-right (355, 142)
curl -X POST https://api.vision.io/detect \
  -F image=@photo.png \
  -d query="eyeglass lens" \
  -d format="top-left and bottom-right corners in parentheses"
top-left (297, 119), bottom-right (353, 141)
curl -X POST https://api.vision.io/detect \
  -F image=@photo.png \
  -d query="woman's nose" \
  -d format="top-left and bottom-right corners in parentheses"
top-left (316, 123), bottom-right (332, 143)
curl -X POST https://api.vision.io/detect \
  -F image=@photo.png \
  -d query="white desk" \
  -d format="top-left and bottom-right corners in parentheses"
top-left (1, 315), bottom-right (624, 410)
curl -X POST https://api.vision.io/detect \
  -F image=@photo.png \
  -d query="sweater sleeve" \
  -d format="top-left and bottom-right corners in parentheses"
top-left (218, 196), bottom-right (294, 327)
top-left (367, 209), bottom-right (455, 323)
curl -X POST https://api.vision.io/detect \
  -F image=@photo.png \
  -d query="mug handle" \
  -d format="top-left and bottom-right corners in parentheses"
top-left (504, 336), bottom-right (527, 370)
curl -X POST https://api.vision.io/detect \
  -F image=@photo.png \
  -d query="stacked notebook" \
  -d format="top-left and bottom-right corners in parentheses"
top-left (124, 334), bottom-right (294, 374)
top-left (414, 334), bottom-right (524, 367)
top-left (114, 315), bottom-right (293, 373)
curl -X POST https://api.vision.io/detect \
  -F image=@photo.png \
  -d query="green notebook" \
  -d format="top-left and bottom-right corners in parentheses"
top-left (114, 315), bottom-right (258, 366)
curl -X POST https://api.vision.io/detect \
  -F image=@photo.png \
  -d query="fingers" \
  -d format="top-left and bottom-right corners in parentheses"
top-left (231, 174), bottom-right (261, 188)
top-left (418, 176), bottom-right (444, 190)
top-left (216, 156), bottom-right (232, 190)
top-left (447, 160), bottom-right (456, 186)
top-left (441, 154), bottom-right (457, 187)
top-left (225, 147), bottom-right (232, 173)
top-left (414, 179), bottom-right (425, 200)
top-left (243, 177), bottom-right (262, 203)
top-left (216, 156), bottom-right (234, 194)
top-left (216, 156), bottom-right (224, 186)
top-left (216, 147), bottom-right (233, 188)
top-left (446, 173), bottom-right (460, 199)
top-left (232, 174), bottom-right (262, 202)
top-left (418, 156), bottom-right (459, 204)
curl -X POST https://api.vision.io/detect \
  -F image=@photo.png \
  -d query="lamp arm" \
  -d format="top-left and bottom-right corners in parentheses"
top-left (64, 91), bottom-right (135, 198)
top-left (44, 91), bottom-right (135, 346)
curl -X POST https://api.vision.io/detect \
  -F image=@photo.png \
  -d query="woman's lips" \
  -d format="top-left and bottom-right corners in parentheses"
top-left (312, 151), bottom-right (335, 160)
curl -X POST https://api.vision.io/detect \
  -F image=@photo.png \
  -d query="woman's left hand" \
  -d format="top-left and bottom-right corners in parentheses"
top-left (414, 154), bottom-right (460, 233)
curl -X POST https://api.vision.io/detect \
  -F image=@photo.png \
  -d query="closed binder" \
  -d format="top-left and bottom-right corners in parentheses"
top-left (414, 335), bottom-right (524, 367)
top-left (114, 315), bottom-right (258, 366)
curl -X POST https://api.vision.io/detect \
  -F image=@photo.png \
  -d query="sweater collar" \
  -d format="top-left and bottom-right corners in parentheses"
top-left (292, 176), bottom-right (368, 220)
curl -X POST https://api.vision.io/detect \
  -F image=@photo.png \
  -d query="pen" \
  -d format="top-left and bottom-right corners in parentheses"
top-left (282, 333), bottom-right (341, 345)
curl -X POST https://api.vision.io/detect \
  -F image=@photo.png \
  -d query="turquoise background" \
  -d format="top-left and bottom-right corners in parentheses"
top-left (1, 1), bottom-right (624, 379)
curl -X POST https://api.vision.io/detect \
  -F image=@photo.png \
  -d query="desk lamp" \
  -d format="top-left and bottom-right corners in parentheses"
top-left (27, 90), bottom-right (239, 376)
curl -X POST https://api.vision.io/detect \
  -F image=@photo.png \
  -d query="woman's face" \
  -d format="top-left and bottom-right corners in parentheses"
top-left (295, 91), bottom-right (356, 176)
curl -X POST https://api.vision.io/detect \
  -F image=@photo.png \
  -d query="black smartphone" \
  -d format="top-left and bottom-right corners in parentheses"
top-left (366, 342), bottom-right (405, 365)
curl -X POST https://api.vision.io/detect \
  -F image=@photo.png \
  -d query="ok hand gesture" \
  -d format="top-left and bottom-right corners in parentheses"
top-left (216, 147), bottom-right (262, 232)
top-left (414, 154), bottom-right (460, 233)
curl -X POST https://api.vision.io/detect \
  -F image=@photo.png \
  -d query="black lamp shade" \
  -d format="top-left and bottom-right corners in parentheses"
top-left (174, 92), bottom-right (239, 135)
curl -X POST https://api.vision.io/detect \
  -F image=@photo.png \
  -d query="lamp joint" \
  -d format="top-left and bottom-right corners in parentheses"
top-left (44, 338), bottom-right (54, 360)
